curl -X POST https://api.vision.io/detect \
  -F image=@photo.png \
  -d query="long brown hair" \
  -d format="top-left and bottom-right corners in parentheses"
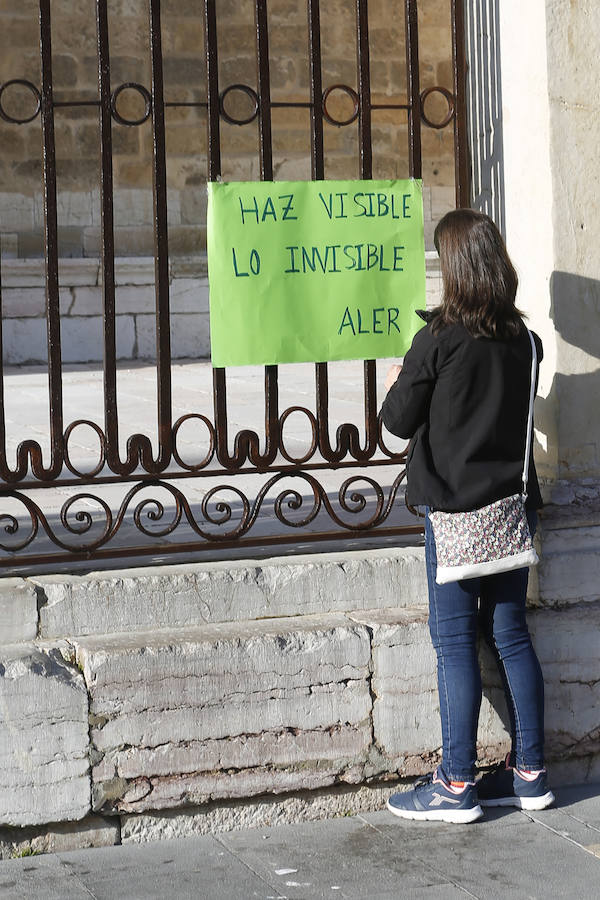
top-left (431, 209), bottom-right (524, 339)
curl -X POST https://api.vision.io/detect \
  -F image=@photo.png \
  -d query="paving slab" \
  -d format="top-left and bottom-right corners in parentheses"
top-left (217, 814), bottom-right (461, 899)
top-left (2, 835), bottom-right (278, 900)
top-left (0, 852), bottom-right (94, 900)
top-left (2, 783), bottom-right (599, 899)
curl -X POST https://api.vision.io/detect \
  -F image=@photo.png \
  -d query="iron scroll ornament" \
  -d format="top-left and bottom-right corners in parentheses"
top-left (0, 470), bottom-right (409, 558)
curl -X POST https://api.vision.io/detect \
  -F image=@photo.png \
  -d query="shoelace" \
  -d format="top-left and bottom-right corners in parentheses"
top-left (413, 773), bottom-right (435, 791)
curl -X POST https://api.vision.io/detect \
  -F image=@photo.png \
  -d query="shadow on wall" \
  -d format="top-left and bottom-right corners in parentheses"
top-left (482, 273), bottom-right (600, 773)
top-left (465, 0), bottom-right (506, 233)
top-left (533, 271), bottom-right (600, 483)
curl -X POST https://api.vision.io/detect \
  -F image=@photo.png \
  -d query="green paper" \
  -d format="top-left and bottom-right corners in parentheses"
top-left (207, 178), bottom-right (425, 367)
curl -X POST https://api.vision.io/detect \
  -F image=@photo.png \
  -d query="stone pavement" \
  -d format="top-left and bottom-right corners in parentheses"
top-left (1, 783), bottom-right (600, 899)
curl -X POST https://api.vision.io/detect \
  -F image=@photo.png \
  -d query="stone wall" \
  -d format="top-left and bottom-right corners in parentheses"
top-left (1, 541), bottom-right (599, 851)
top-left (0, 0), bottom-right (456, 259)
top-left (0, 251), bottom-right (440, 363)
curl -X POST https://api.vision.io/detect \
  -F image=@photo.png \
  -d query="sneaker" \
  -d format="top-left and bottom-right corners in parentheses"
top-left (387, 767), bottom-right (483, 824)
top-left (477, 754), bottom-right (555, 810)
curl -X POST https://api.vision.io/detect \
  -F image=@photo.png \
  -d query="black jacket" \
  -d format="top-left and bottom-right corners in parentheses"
top-left (380, 319), bottom-right (544, 512)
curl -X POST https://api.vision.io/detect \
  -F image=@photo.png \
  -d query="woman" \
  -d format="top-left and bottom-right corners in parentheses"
top-left (381, 209), bottom-right (554, 824)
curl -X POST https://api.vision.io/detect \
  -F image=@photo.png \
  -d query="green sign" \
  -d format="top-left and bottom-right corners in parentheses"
top-left (207, 178), bottom-right (425, 367)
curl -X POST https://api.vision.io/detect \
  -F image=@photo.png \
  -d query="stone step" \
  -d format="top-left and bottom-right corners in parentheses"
top-left (31, 547), bottom-right (428, 639)
top-left (67, 608), bottom-right (507, 817)
top-left (2, 602), bottom-right (600, 830)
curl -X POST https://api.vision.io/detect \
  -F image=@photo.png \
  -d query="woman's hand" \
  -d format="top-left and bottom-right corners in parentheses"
top-left (384, 364), bottom-right (403, 392)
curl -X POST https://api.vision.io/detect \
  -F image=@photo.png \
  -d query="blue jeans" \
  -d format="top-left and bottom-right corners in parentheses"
top-left (425, 508), bottom-right (545, 781)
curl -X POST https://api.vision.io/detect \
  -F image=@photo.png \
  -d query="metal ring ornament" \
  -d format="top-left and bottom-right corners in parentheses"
top-left (322, 83), bottom-right (359, 127)
top-left (219, 83), bottom-right (259, 125)
top-left (278, 406), bottom-right (319, 465)
top-left (172, 414), bottom-right (216, 471)
top-left (64, 420), bottom-right (106, 479)
top-left (110, 82), bottom-right (152, 126)
top-left (420, 86), bottom-right (455, 129)
top-left (0, 79), bottom-right (41, 124)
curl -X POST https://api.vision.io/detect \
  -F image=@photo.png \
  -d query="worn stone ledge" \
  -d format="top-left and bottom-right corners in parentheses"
top-left (0, 578), bottom-right (38, 644)
top-left (71, 614), bottom-right (373, 815)
top-left (119, 781), bottom-right (406, 845)
top-left (32, 546), bottom-right (428, 639)
top-left (0, 814), bottom-right (119, 861)
top-left (0, 644), bottom-right (90, 828)
top-left (536, 485), bottom-right (600, 601)
top-left (1, 597), bottom-right (598, 828)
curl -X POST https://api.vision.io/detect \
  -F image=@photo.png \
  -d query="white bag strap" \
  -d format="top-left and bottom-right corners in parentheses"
top-left (522, 329), bottom-right (537, 498)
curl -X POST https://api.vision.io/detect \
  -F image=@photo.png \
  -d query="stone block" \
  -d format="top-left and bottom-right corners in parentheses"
top-left (169, 277), bottom-right (209, 313)
top-left (0, 644), bottom-right (90, 826)
top-left (0, 814), bottom-right (118, 860)
top-left (57, 258), bottom-right (101, 286)
top-left (2, 318), bottom-right (47, 365)
top-left (58, 227), bottom-right (85, 258)
top-left (84, 226), bottom-right (156, 258)
top-left (530, 602), bottom-right (600, 761)
top-left (89, 189), bottom-right (180, 229)
top-left (538, 521), bottom-right (600, 606)
top-left (0, 259), bottom-right (46, 288)
top-left (170, 313), bottom-right (210, 359)
top-left (168, 226), bottom-right (205, 256)
top-left (0, 234), bottom-right (18, 258)
top-left (120, 782), bottom-right (401, 844)
top-left (0, 193), bottom-right (34, 231)
top-left (351, 607), bottom-right (440, 764)
top-left (72, 615), bottom-right (371, 813)
top-left (116, 285), bottom-right (155, 314)
top-left (170, 256), bottom-right (208, 279)
top-left (113, 257), bottom-right (155, 286)
top-left (16, 229), bottom-right (44, 258)
top-left (0, 579), bottom-right (38, 644)
top-left (33, 191), bottom-right (96, 229)
top-left (132, 309), bottom-right (210, 358)
top-left (134, 313), bottom-right (157, 358)
top-left (1, 287), bottom-right (46, 318)
top-left (59, 315), bottom-right (135, 363)
top-left (69, 286), bottom-right (103, 316)
top-left (1, 286), bottom-right (72, 318)
top-left (354, 607), bottom-right (510, 773)
top-left (34, 547), bottom-right (428, 638)
top-left (180, 189), bottom-right (207, 225)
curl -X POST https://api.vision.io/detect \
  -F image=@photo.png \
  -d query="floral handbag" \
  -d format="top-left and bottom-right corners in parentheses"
top-left (428, 330), bottom-right (539, 584)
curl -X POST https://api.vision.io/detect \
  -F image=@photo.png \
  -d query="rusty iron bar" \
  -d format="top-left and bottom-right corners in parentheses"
top-left (10, 454), bottom-right (408, 494)
top-left (452, 0), bottom-right (470, 207)
top-left (355, 0), bottom-right (379, 465)
top-left (203, 0), bottom-right (221, 181)
top-left (308, 0), bottom-right (324, 181)
top-left (355, 0), bottom-right (372, 181)
top-left (254, 0), bottom-right (274, 181)
top-left (1, 523), bottom-right (423, 572)
top-left (203, 0), bottom-right (232, 472)
top-left (39, 0), bottom-right (63, 481)
top-left (149, 0), bottom-right (173, 472)
top-left (405, 0), bottom-right (422, 179)
top-left (0, 245), bottom-right (6, 482)
top-left (95, 0), bottom-right (120, 474)
top-left (254, 0), bottom-right (281, 469)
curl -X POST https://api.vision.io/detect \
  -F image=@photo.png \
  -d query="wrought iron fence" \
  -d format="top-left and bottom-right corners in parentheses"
top-left (0, 0), bottom-right (467, 570)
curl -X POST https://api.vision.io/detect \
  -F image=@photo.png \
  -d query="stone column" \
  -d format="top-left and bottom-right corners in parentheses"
top-left (497, 0), bottom-right (600, 495)
top-left (494, 0), bottom-right (600, 775)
